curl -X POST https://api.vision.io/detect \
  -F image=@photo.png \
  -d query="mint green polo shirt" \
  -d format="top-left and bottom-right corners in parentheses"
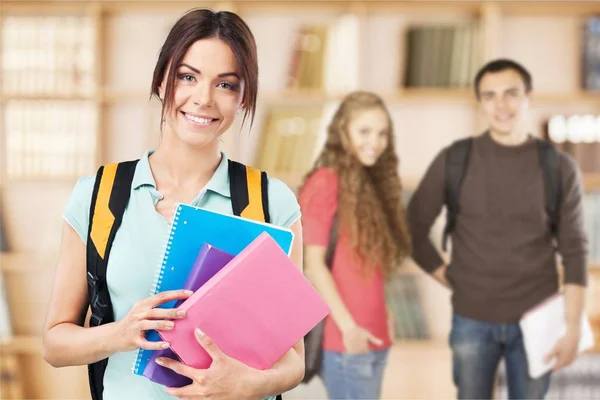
top-left (63, 150), bottom-right (301, 400)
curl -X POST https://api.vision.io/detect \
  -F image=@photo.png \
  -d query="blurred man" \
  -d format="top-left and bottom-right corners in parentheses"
top-left (407, 59), bottom-right (588, 399)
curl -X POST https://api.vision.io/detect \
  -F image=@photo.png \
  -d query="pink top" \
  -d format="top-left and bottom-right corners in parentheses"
top-left (299, 168), bottom-right (391, 352)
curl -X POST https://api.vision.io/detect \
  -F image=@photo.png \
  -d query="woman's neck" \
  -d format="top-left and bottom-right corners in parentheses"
top-left (150, 134), bottom-right (222, 191)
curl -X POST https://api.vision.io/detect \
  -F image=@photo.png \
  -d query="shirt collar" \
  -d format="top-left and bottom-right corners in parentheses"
top-left (132, 150), bottom-right (231, 198)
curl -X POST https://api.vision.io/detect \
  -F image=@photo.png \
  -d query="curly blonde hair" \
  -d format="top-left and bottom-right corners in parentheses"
top-left (302, 91), bottom-right (411, 278)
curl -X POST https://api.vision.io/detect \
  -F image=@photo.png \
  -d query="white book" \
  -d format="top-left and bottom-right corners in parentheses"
top-left (519, 293), bottom-right (595, 379)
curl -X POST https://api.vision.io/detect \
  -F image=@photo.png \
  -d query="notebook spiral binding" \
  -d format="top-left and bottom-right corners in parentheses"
top-left (132, 205), bottom-right (182, 375)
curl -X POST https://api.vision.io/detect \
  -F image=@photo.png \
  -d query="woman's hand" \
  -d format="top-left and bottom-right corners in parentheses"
top-left (112, 289), bottom-right (192, 352)
top-left (156, 329), bottom-right (266, 400)
top-left (342, 324), bottom-right (383, 354)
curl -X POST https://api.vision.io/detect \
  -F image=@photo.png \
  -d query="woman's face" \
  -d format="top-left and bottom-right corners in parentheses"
top-left (345, 107), bottom-right (390, 166)
top-left (160, 37), bottom-right (244, 149)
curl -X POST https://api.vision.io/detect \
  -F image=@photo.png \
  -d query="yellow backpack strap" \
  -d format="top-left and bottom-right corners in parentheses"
top-left (86, 160), bottom-right (138, 400)
top-left (228, 159), bottom-right (270, 223)
top-left (86, 160), bottom-right (138, 326)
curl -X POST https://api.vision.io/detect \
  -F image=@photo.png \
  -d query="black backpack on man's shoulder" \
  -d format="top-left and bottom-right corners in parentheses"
top-left (442, 136), bottom-right (562, 251)
top-left (85, 159), bottom-right (281, 400)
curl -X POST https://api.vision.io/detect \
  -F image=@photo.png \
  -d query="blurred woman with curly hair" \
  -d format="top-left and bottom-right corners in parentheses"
top-left (299, 91), bottom-right (411, 399)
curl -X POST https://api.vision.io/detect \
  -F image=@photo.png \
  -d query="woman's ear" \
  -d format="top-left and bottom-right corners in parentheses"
top-left (158, 84), bottom-right (165, 102)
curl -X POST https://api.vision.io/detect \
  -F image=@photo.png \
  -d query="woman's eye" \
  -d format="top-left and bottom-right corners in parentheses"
top-left (178, 73), bottom-right (195, 83)
top-left (218, 82), bottom-right (237, 91)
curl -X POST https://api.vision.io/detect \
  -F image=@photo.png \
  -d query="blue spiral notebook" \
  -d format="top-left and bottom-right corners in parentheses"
top-left (132, 203), bottom-right (294, 375)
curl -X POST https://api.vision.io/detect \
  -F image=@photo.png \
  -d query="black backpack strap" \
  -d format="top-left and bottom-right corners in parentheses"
top-left (86, 160), bottom-right (138, 400)
top-left (537, 139), bottom-right (562, 238)
top-left (325, 214), bottom-right (338, 269)
top-left (302, 205), bottom-right (339, 384)
top-left (228, 159), bottom-right (270, 223)
top-left (443, 138), bottom-right (473, 251)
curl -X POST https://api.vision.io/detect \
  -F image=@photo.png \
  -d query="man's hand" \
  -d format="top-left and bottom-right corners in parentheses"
top-left (544, 329), bottom-right (580, 372)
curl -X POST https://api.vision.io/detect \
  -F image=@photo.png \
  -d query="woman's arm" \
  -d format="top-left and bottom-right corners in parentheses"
top-left (43, 222), bottom-right (121, 367)
top-left (43, 222), bottom-right (190, 367)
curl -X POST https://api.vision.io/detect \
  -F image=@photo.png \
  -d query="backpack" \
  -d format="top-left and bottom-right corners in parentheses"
top-left (86, 159), bottom-right (281, 400)
top-left (442, 137), bottom-right (562, 251)
top-left (302, 214), bottom-right (338, 384)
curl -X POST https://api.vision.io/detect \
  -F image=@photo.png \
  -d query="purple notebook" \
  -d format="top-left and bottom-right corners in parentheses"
top-left (142, 243), bottom-right (234, 387)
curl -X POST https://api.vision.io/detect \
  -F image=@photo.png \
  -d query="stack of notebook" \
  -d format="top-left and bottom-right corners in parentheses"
top-left (133, 204), bottom-right (329, 388)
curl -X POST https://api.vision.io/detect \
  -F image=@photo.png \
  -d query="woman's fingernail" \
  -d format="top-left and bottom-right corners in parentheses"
top-left (165, 321), bottom-right (175, 329)
top-left (161, 342), bottom-right (170, 349)
top-left (195, 328), bottom-right (204, 337)
top-left (156, 358), bottom-right (164, 365)
top-left (176, 310), bottom-right (186, 317)
top-left (184, 290), bottom-right (193, 295)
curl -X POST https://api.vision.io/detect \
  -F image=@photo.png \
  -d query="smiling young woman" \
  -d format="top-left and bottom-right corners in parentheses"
top-left (42, 8), bottom-right (304, 400)
top-left (299, 91), bottom-right (412, 400)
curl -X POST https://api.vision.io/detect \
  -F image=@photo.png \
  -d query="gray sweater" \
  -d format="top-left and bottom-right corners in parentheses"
top-left (407, 132), bottom-right (588, 323)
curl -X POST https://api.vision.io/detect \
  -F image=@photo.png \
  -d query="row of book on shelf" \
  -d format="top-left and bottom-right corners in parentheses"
top-left (404, 23), bottom-right (482, 88)
top-left (286, 16), bottom-right (600, 91)
top-left (256, 107), bottom-right (325, 177)
top-left (1, 16), bottom-right (96, 96)
top-left (584, 16), bottom-right (600, 92)
top-left (546, 114), bottom-right (600, 174)
top-left (1, 14), bottom-right (598, 97)
top-left (285, 18), bottom-right (483, 91)
top-left (3, 100), bottom-right (98, 179)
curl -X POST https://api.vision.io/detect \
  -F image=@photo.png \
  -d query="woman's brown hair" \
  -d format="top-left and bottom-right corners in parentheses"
top-left (150, 8), bottom-right (258, 127)
top-left (303, 91), bottom-right (411, 278)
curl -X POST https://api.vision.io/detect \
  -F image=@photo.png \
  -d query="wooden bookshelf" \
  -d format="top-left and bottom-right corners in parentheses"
top-left (0, 2), bottom-right (599, 398)
top-left (3, 0), bottom-right (595, 178)
top-left (6, 1), bottom-right (597, 15)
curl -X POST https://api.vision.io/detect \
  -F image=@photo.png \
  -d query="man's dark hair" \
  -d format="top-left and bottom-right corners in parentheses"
top-left (473, 58), bottom-right (532, 99)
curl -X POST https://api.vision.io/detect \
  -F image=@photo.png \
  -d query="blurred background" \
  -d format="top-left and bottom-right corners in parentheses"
top-left (0, 0), bottom-right (599, 399)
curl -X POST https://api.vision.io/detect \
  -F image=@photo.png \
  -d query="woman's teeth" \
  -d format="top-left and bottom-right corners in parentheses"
top-left (184, 113), bottom-right (214, 125)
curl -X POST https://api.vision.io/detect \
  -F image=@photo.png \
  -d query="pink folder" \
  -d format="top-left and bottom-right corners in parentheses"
top-left (158, 232), bottom-right (330, 370)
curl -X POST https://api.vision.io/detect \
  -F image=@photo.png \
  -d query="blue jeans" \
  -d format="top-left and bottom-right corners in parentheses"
top-left (321, 349), bottom-right (389, 399)
top-left (450, 313), bottom-right (551, 399)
